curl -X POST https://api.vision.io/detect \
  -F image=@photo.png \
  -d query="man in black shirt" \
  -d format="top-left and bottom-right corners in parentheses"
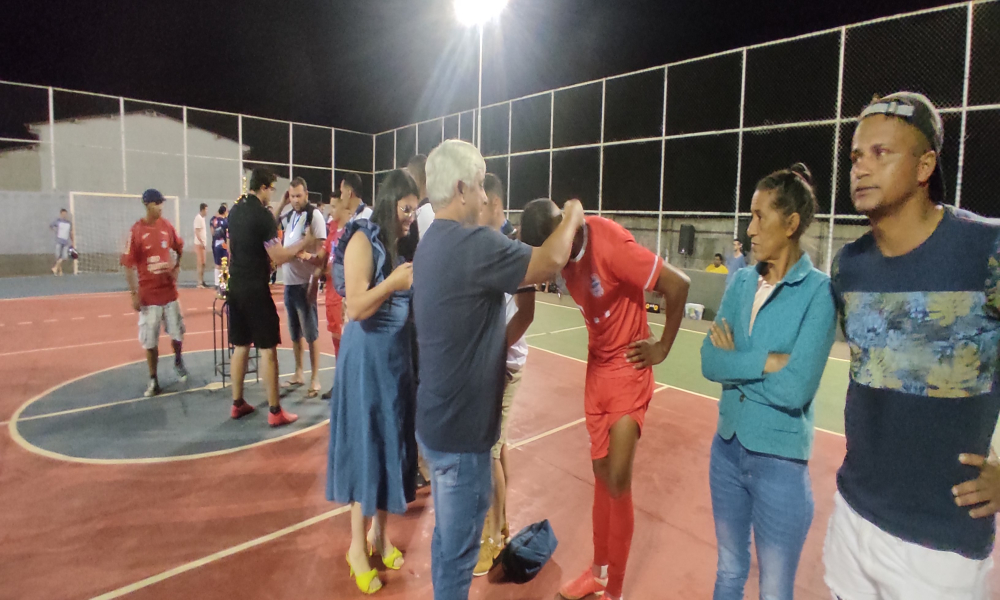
top-left (227, 168), bottom-right (314, 427)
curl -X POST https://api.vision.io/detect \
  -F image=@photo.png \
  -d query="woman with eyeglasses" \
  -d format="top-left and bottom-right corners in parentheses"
top-left (700, 163), bottom-right (836, 600)
top-left (326, 169), bottom-right (421, 595)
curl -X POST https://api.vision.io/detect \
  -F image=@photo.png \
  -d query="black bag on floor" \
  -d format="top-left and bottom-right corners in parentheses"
top-left (495, 519), bottom-right (558, 583)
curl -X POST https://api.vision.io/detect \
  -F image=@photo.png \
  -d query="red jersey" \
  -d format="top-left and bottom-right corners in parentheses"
top-left (562, 216), bottom-right (663, 373)
top-left (121, 217), bottom-right (183, 307)
top-left (325, 218), bottom-right (345, 303)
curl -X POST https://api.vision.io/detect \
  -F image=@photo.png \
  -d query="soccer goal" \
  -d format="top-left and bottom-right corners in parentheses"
top-left (69, 192), bottom-right (181, 275)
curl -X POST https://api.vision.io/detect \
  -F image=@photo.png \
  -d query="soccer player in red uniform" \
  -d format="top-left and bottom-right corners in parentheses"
top-left (521, 198), bottom-right (690, 600)
top-left (121, 189), bottom-right (187, 398)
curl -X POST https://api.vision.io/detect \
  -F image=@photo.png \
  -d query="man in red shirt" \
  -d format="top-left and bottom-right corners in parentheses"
top-left (521, 198), bottom-right (690, 600)
top-left (121, 189), bottom-right (187, 398)
top-left (315, 192), bottom-right (349, 400)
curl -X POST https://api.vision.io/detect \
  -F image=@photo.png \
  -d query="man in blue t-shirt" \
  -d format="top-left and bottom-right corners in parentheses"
top-left (824, 92), bottom-right (1000, 600)
top-left (724, 238), bottom-right (746, 289)
top-left (413, 139), bottom-right (583, 599)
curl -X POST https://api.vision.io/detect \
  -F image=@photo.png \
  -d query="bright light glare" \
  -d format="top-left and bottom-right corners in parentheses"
top-left (454, 0), bottom-right (508, 26)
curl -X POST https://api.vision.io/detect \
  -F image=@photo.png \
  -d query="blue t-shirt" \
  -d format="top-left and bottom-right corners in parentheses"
top-left (832, 206), bottom-right (1000, 559)
top-left (210, 216), bottom-right (228, 247)
top-left (412, 219), bottom-right (533, 453)
top-left (725, 253), bottom-right (746, 288)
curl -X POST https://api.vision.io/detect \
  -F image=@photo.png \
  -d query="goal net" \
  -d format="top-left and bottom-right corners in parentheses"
top-left (69, 192), bottom-right (181, 274)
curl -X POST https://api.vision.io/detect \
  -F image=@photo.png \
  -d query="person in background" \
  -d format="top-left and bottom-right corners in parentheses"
top-left (276, 177), bottom-right (327, 397)
top-left (210, 203), bottom-right (229, 290)
top-left (121, 189), bottom-right (187, 398)
top-left (327, 169), bottom-right (420, 594)
top-left (50, 208), bottom-right (74, 276)
top-left (701, 163), bottom-right (835, 600)
top-left (193, 203), bottom-right (208, 288)
top-left (473, 173), bottom-right (536, 576)
top-left (413, 140), bottom-right (583, 599)
top-left (706, 253), bottom-right (729, 274)
top-left (520, 198), bottom-right (690, 600)
top-left (226, 168), bottom-right (312, 427)
top-left (825, 92), bottom-right (1000, 600)
top-left (341, 173), bottom-right (372, 222)
top-left (399, 153), bottom-right (429, 262)
top-left (725, 239), bottom-right (746, 289)
top-left (319, 191), bottom-right (350, 400)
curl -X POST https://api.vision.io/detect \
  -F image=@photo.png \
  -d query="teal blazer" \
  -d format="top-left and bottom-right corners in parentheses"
top-left (700, 253), bottom-right (836, 461)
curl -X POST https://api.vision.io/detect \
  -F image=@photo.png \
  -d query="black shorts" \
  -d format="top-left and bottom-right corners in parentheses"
top-left (227, 283), bottom-right (281, 349)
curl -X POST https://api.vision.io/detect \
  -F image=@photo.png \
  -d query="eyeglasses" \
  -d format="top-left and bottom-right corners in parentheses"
top-left (399, 205), bottom-right (416, 216)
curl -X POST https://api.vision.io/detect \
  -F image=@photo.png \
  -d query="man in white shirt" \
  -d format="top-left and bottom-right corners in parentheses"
top-left (193, 203), bottom-right (208, 288)
top-left (340, 173), bottom-right (371, 222)
top-left (280, 177), bottom-right (327, 396)
top-left (473, 173), bottom-right (536, 576)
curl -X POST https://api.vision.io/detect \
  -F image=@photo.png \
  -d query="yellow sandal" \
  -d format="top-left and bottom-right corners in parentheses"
top-left (367, 533), bottom-right (405, 570)
top-left (346, 553), bottom-right (382, 594)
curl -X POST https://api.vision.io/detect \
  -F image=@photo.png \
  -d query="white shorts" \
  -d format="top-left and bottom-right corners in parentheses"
top-left (823, 492), bottom-right (993, 600)
top-left (138, 300), bottom-right (185, 350)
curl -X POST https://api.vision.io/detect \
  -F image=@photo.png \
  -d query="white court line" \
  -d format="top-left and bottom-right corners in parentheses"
top-left (524, 325), bottom-right (587, 338)
top-left (0, 319), bottom-right (331, 358)
top-left (2, 366), bottom-right (335, 427)
top-left (43, 319), bottom-right (58, 323)
top-left (526, 345), bottom-right (847, 439)
top-left (17, 321), bottom-right (32, 326)
top-left (98, 314), bottom-right (111, 318)
top-left (85, 389), bottom-right (593, 599)
top-left (71, 317), bottom-right (85, 321)
top-left (536, 299), bottom-right (851, 363)
top-left (88, 505), bottom-right (353, 600)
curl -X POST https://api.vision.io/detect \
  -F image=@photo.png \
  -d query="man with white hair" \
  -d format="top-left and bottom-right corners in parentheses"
top-left (412, 139), bottom-right (584, 599)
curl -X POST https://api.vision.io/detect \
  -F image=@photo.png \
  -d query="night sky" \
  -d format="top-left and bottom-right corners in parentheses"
top-left (1, 0), bottom-right (955, 133)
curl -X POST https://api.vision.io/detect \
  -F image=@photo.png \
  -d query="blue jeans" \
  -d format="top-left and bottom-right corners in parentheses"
top-left (283, 284), bottom-right (318, 343)
top-left (418, 438), bottom-right (492, 600)
top-left (710, 434), bottom-right (813, 600)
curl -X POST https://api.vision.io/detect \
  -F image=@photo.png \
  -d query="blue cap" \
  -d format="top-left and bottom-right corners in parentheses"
top-left (142, 189), bottom-right (165, 204)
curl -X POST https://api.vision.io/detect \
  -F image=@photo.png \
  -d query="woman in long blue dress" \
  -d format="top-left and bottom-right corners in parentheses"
top-left (327, 169), bottom-right (420, 595)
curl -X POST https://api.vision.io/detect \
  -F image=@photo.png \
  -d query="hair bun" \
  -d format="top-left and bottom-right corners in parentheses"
top-left (789, 162), bottom-right (813, 186)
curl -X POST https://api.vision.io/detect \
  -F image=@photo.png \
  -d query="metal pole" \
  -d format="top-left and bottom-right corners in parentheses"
top-left (657, 67), bottom-right (668, 258)
top-left (507, 101), bottom-right (513, 213)
top-left (48, 87), bottom-right (56, 190)
top-left (238, 115), bottom-right (244, 191)
top-left (393, 129), bottom-right (397, 169)
top-left (826, 27), bottom-right (847, 275)
top-left (733, 49), bottom-right (747, 239)
top-left (548, 93), bottom-right (554, 200)
top-left (598, 79), bottom-right (606, 215)
top-left (332, 128), bottom-right (336, 194)
top-left (477, 23), bottom-right (484, 150)
top-left (954, 2), bottom-right (974, 209)
top-left (119, 97), bottom-right (127, 193)
top-left (288, 122), bottom-right (294, 179)
top-left (182, 107), bottom-right (189, 198)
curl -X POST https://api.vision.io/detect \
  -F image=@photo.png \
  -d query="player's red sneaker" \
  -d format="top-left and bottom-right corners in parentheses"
top-left (231, 401), bottom-right (255, 419)
top-left (268, 408), bottom-right (298, 427)
top-left (559, 568), bottom-right (607, 599)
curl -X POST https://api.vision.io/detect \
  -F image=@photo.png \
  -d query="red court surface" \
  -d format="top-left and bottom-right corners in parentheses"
top-left (2, 286), bottom-right (998, 599)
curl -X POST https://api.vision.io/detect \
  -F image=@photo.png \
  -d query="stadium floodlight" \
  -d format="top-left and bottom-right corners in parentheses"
top-left (454, 0), bottom-right (508, 149)
top-left (454, 0), bottom-right (508, 26)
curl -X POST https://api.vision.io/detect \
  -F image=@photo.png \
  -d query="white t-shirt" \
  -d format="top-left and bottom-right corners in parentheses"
top-left (749, 276), bottom-right (775, 334)
top-left (416, 203), bottom-right (435, 239)
top-left (505, 292), bottom-right (528, 372)
top-left (349, 202), bottom-right (373, 223)
top-left (282, 207), bottom-right (327, 286)
top-left (193, 213), bottom-right (206, 246)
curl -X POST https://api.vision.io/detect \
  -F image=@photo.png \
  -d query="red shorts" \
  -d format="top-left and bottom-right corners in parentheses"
top-left (584, 367), bottom-right (653, 460)
top-left (325, 292), bottom-right (343, 338)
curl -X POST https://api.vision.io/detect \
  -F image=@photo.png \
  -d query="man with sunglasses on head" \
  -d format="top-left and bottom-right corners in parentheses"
top-left (825, 92), bottom-right (1000, 600)
top-left (225, 168), bottom-right (315, 427)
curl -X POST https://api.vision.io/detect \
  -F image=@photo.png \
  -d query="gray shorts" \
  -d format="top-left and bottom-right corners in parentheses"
top-left (55, 242), bottom-right (69, 260)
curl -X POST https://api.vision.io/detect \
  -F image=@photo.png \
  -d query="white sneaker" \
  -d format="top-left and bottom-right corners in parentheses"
top-left (144, 379), bottom-right (161, 397)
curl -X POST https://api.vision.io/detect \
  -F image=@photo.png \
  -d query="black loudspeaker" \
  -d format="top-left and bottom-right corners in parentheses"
top-left (678, 224), bottom-right (695, 256)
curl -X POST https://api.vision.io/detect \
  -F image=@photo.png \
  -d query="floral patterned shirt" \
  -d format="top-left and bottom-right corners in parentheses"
top-left (832, 205), bottom-right (1000, 559)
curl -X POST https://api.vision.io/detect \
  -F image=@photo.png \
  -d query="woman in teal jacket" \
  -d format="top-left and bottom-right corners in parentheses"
top-left (701, 163), bottom-right (836, 600)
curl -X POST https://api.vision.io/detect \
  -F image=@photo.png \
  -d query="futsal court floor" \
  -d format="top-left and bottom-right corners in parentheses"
top-left (2, 277), bottom-right (999, 599)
